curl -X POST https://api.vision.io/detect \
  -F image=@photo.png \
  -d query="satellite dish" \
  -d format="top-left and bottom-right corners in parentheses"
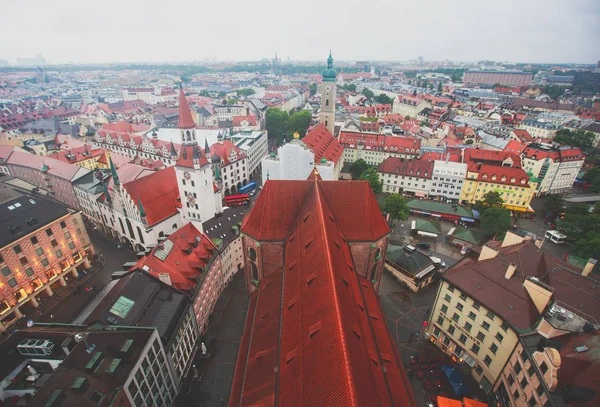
top-left (26, 320), bottom-right (34, 328)
top-left (74, 334), bottom-right (84, 343)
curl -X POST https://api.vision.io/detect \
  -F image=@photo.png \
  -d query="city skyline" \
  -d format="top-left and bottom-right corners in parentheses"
top-left (1, 0), bottom-right (599, 65)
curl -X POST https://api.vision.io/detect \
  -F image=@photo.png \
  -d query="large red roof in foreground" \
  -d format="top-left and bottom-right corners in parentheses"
top-left (241, 180), bottom-right (390, 242)
top-left (231, 180), bottom-right (413, 407)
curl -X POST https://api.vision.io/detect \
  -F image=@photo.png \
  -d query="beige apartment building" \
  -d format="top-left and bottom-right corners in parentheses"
top-left (426, 230), bottom-right (600, 406)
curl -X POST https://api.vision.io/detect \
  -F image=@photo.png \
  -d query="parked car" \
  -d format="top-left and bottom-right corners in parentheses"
top-left (430, 256), bottom-right (446, 268)
top-left (416, 242), bottom-right (431, 249)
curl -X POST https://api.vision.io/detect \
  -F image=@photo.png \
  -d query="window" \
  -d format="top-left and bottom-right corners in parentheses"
top-left (444, 294), bottom-right (451, 302)
top-left (520, 377), bottom-right (527, 390)
top-left (41, 258), bottom-right (49, 267)
top-left (508, 374), bottom-right (515, 387)
top-left (60, 221), bottom-right (67, 229)
top-left (536, 385), bottom-right (544, 397)
top-left (437, 316), bottom-right (444, 325)
top-left (484, 355), bottom-right (492, 367)
top-left (51, 239), bottom-right (58, 248)
top-left (528, 396), bottom-right (537, 407)
top-left (31, 236), bottom-right (39, 245)
top-left (14, 245), bottom-right (22, 254)
top-left (482, 321), bottom-right (491, 331)
top-left (19, 257), bottom-right (28, 266)
top-left (68, 242), bottom-right (75, 250)
top-left (447, 285), bottom-right (454, 293)
top-left (65, 231), bottom-right (71, 240)
top-left (513, 389), bottom-right (520, 400)
top-left (490, 343), bottom-right (498, 355)
top-left (0, 254), bottom-right (3, 263)
top-left (25, 267), bottom-right (34, 277)
top-left (460, 292), bottom-right (467, 300)
top-left (468, 311), bottom-right (477, 320)
top-left (464, 322), bottom-right (473, 332)
top-left (540, 361), bottom-right (548, 374)
top-left (501, 321), bottom-right (509, 332)
top-left (441, 304), bottom-right (448, 314)
top-left (56, 250), bottom-right (63, 258)
top-left (472, 301), bottom-right (481, 311)
top-left (46, 228), bottom-right (53, 236)
top-left (459, 334), bottom-right (467, 344)
top-left (34, 247), bottom-right (43, 256)
top-left (2, 266), bottom-right (11, 276)
top-left (496, 332), bottom-right (504, 343)
top-left (248, 247), bottom-right (257, 261)
top-left (452, 313), bottom-right (459, 323)
top-left (457, 303), bottom-right (464, 311)
top-left (528, 364), bottom-right (535, 377)
top-left (471, 344), bottom-right (480, 354)
top-left (475, 365), bottom-right (483, 375)
top-left (486, 310), bottom-right (495, 320)
top-left (448, 325), bottom-right (456, 335)
top-left (90, 391), bottom-right (105, 404)
top-left (515, 361), bottom-right (522, 375)
top-left (477, 332), bottom-right (486, 342)
top-left (8, 277), bottom-right (18, 287)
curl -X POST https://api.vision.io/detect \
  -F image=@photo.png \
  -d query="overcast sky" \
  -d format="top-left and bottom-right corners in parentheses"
top-left (1, 0), bottom-right (598, 65)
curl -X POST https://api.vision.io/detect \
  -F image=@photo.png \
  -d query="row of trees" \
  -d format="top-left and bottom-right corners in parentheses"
top-left (265, 108), bottom-right (312, 146)
top-left (474, 191), bottom-right (513, 238)
top-left (361, 89), bottom-right (394, 105)
top-left (553, 128), bottom-right (599, 156)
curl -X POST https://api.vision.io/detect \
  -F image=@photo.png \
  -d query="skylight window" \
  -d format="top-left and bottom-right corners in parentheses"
top-left (109, 296), bottom-right (135, 318)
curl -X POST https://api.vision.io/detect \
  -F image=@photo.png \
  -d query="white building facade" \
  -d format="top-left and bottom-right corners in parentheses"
top-left (230, 130), bottom-right (269, 181)
top-left (430, 160), bottom-right (468, 202)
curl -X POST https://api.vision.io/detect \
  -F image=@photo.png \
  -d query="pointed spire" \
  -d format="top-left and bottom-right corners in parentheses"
top-left (137, 195), bottom-right (146, 218)
top-left (109, 157), bottom-right (120, 185)
top-left (215, 164), bottom-right (221, 180)
top-left (102, 181), bottom-right (111, 203)
top-left (170, 140), bottom-right (177, 157)
top-left (327, 50), bottom-right (333, 68)
top-left (204, 137), bottom-right (210, 154)
top-left (178, 83), bottom-right (196, 129)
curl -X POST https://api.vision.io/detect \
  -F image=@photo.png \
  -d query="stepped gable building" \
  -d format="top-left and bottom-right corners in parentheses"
top-left (229, 179), bottom-right (416, 406)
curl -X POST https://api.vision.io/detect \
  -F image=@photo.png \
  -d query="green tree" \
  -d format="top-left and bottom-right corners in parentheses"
top-left (236, 88), bottom-right (256, 97)
top-left (541, 85), bottom-right (566, 101)
top-left (342, 83), bottom-right (357, 92)
top-left (483, 191), bottom-right (504, 208)
top-left (265, 108), bottom-right (290, 146)
top-left (227, 98), bottom-right (239, 105)
top-left (473, 200), bottom-right (488, 215)
top-left (287, 110), bottom-right (312, 138)
top-left (568, 203), bottom-right (590, 216)
top-left (480, 207), bottom-right (512, 238)
top-left (383, 194), bottom-right (410, 224)
top-left (309, 83), bottom-right (317, 96)
top-left (583, 168), bottom-right (600, 193)
top-left (545, 194), bottom-right (565, 217)
top-left (554, 129), bottom-right (596, 153)
top-left (375, 93), bottom-right (393, 105)
top-left (574, 232), bottom-right (600, 259)
top-left (349, 159), bottom-right (370, 180)
top-left (437, 83), bottom-right (443, 92)
top-left (180, 75), bottom-right (192, 83)
top-left (359, 168), bottom-right (383, 194)
top-left (362, 88), bottom-right (375, 99)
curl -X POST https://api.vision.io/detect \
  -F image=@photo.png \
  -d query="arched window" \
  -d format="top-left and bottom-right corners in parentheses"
top-left (126, 218), bottom-right (135, 240)
top-left (325, 120), bottom-right (328, 127)
top-left (325, 99), bottom-right (329, 107)
top-left (251, 262), bottom-right (259, 281)
top-left (172, 223), bottom-right (178, 230)
top-left (158, 231), bottom-right (165, 238)
top-left (118, 218), bottom-right (125, 234)
top-left (375, 248), bottom-right (381, 259)
top-left (137, 226), bottom-right (145, 244)
top-left (248, 247), bottom-right (257, 261)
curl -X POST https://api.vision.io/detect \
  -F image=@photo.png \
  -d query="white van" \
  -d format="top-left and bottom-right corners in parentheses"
top-left (544, 230), bottom-right (566, 244)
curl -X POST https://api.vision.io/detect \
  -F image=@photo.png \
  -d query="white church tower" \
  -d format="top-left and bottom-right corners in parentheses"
top-left (319, 51), bottom-right (337, 135)
top-left (174, 84), bottom-right (221, 230)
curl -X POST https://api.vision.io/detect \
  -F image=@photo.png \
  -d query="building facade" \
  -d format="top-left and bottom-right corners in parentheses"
top-left (339, 131), bottom-right (421, 166)
top-left (462, 70), bottom-right (533, 86)
top-left (208, 137), bottom-right (249, 196)
top-left (392, 96), bottom-right (432, 119)
top-left (0, 193), bottom-right (94, 332)
top-left (430, 160), bottom-right (468, 202)
top-left (518, 119), bottom-right (559, 139)
top-left (378, 157), bottom-right (433, 197)
top-left (230, 130), bottom-right (268, 181)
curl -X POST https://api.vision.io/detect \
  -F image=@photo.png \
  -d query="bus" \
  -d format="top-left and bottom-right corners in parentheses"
top-left (544, 230), bottom-right (567, 244)
top-left (239, 181), bottom-right (257, 194)
top-left (224, 194), bottom-right (250, 206)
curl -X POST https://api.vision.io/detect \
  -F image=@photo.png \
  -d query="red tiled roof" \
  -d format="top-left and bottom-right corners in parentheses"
top-left (130, 223), bottom-right (217, 292)
top-left (339, 131), bottom-right (421, 154)
top-left (471, 164), bottom-right (530, 187)
top-left (511, 129), bottom-right (533, 142)
top-left (232, 115), bottom-right (257, 126)
top-left (53, 146), bottom-right (105, 164)
top-left (100, 120), bottom-right (150, 134)
top-left (503, 140), bottom-right (528, 155)
top-left (176, 145), bottom-right (209, 169)
top-left (178, 86), bottom-right (196, 129)
top-left (241, 180), bottom-right (390, 242)
top-left (123, 166), bottom-right (181, 226)
top-left (464, 149), bottom-right (521, 167)
top-left (421, 151), bottom-right (461, 163)
top-left (231, 180), bottom-right (414, 407)
top-left (302, 123), bottom-right (344, 165)
top-left (210, 140), bottom-right (245, 165)
top-left (377, 157), bottom-right (433, 179)
top-left (307, 168), bottom-right (323, 180)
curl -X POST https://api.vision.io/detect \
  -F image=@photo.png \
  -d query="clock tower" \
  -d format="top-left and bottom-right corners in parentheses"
top-left (174, 84), bottom-right (221, 230)
top-left (319, 51), bottom-right (337, 135)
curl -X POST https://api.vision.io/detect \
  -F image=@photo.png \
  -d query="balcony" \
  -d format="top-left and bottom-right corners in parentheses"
top-left (544, 302), bottom-right (594, 333)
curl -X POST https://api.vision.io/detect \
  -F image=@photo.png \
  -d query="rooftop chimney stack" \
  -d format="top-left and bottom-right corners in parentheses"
top-left (505, 263), bottom-right (517, 280)
top-left (582, 258), bottom-right (597, 277)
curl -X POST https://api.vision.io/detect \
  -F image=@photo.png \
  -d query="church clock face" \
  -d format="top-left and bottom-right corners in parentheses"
top-left (183, 171), bottom-right (191, 180)
top-left (325, 86), bottom-right (331, 92)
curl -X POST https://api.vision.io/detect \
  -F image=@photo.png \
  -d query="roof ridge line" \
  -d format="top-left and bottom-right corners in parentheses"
top-left (236, 289), bottom-right (261, 407)
top-left (313, 183), bottom-right (357, 405)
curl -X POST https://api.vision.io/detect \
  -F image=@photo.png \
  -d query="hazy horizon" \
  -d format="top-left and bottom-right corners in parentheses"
top-left (1, 0), bottom-right (598, 65)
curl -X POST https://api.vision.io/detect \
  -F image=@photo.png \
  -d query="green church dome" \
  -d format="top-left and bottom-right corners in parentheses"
top-left (321, 51), bottom-right (337, 83)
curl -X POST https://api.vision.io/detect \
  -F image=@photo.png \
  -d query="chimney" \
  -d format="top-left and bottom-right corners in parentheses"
top-left (534, 238), bottom-right (544, 249)
top-left (505, 263), bottom-right (517, 280)
top-left (582, 258), bottom-right (597, 277)
top-left (158, 273), bottom-right (172, 286)
top-left (502, 229), bottom-right (525, 248)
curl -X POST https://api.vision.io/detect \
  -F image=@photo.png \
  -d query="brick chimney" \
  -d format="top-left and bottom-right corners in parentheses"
top-left (582, 258), bottom-right (597, 277)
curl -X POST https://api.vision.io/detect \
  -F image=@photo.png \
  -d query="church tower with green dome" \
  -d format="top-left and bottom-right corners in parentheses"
top-left (319, 51), bottom-right (337, 135)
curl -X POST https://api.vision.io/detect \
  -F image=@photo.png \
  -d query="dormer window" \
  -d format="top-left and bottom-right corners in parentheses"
top-left (491, 175), bottom-right (497, 180)
top-left (482, 174), bottom-right (488, 180)
top-left (501, 176), bottom-right (506, 181)
top-left (521, 179), bottom-right (526, 184)
top-left (511, 177), bottom-right (516, 183)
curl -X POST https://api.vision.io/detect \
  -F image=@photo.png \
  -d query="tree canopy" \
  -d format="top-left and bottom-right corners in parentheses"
top-left (383, 194), bottom-right (410, 224)
top-left (236, 88), bottom-right (256, 97)
top-left (341, 83), bottom-right (357, 92)
top-left (374, 93), bottom-right (394, 105)
top-left (265, 108), bottom-right (312, 146)
top-left (544, 194), bottom-right (565, 217)
top-left (554, 129), bottom-right (596, 153)
top-left (349, 159), bottom-right (370, 179)
top-left (362, 88), bottom-right (375, 99)
top-left (480, 207), bottom-right (512, 238)
top-left (359, 168), bottom-right (383, 194)
top-left (582, 168), bottom-right (600, 193)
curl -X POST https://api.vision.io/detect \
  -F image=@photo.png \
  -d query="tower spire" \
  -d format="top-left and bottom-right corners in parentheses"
top-left (177, 83), bottom-right (196, 129)
top-left (137, 195), bottom-right (146, 218)
top-left (170, 140), bottom-right (177, 158)
top-left (109, 157), bottom-right (120, 186)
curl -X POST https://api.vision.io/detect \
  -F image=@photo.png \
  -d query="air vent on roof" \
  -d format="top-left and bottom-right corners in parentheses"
top-left (105, 358), bottom-right (122, 375)
top-left (120, 339), bottom-right (134, 354)
top-left (85, 351), bottom-right (104, 372)
top-left (574, 345), bottom-right (589, 354)
top-left (71, 377), bottom-right (89, 392)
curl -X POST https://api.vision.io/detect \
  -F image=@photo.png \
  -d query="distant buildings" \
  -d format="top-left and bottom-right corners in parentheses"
top-left (462, 70), bottom-right (533, 87)
top-left (339, 131), bottom-right (421, 166)
top-left (122, 87), bottom-right (177, 105)
top-left (378, 157), bottom-right (433, 197)
top-left (518, 118), bottom-right (559, 139)
top-left (0, 189), bottom-right (94, 332)
top-left (231, 179), bottom-right (416, 406)
top-left (392, 95), bottom-right (432, 119)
